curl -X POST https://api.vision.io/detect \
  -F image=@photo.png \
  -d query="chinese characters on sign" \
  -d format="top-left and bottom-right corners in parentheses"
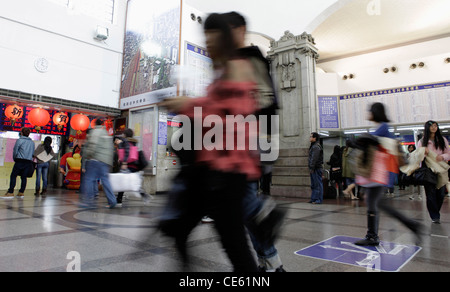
top-left (0, 103), bottom-right (70, 136)
top-left (318, 96), bottom-right (339, 129)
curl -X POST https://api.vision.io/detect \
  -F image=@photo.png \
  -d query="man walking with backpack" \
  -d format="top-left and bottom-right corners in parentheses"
top-left (81, 119), bottom-right (117, 208)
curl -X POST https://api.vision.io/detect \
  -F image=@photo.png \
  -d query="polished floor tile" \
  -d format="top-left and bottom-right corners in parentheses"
top-left (0, 187), bottom-right (448, 272)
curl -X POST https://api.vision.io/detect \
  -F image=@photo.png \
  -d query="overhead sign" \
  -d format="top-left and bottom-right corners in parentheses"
top-left (295, 236), bottom-right (421, 272)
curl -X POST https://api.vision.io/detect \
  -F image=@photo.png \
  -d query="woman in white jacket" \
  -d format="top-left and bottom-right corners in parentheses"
top-left (417, 121), bottom-right (450, 224)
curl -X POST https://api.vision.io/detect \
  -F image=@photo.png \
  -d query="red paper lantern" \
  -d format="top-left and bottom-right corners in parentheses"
top-left (28, 108), bottom-right (50, 132)
top-left (5, 104), bottom-right (24, 126)
top-left (53, 112), bottom-right (69, 130)
top-left (70, 114), bottom-right (90, 134)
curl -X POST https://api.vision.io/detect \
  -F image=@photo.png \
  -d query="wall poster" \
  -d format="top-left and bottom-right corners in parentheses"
top-left (182, 42), bottom-right (213, 97)
top-left (120, 0), bottom-right (181, 108)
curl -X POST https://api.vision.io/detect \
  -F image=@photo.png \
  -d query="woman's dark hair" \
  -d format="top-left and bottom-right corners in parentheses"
top-left (332, 145), bottom-right (341, 155)
top-left (369, 102), bottom-right (390, 123)
top-left (43, 136), bottom-right (52, 155)
top-left (407, 144), bottom-right (416, 152)
top-left (204, 13), bottom-right (236, 66)
top-left (124, 128), bottom-right (134, 138)
top-left (222, 11), bottom-right (247, 28)
top-left (331, 145), bottom-right (342, 164)
top-left (422, 120), bottom-right (446, 151)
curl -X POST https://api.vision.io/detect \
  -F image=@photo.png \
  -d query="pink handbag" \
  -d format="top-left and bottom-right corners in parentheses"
top-left (118, 146), bottom-right (139, 163)
top-left (356, 150), bottom-right (389, 186)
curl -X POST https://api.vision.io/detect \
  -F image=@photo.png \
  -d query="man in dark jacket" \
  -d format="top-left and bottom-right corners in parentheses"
top-left (309, 132), bottom-right (323, 204)
top-left (2, 127), bottom-right (35, 199)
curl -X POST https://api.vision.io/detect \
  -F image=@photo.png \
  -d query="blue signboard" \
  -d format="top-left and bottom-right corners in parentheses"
top-left (318, 96), bottom-right (339, 129)
top-left (158, 121), bottom-right (167, 145)
top-left (295, 236), bottom-right (421, 272)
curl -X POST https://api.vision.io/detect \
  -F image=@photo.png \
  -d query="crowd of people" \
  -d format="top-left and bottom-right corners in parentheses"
top-left (1, 10), bottom-right (449, 272)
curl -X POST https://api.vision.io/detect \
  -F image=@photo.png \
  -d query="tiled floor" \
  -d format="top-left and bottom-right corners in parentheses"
top-left (0, 187), bottom-right (449, 272)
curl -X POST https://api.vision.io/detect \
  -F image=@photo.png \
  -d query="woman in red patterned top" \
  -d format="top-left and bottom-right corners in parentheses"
top-left (160, 13), bottom-right (259, 272)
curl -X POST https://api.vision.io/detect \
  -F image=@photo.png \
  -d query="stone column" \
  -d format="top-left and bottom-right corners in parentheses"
top-left (267, 31), bottom-right (319, 198)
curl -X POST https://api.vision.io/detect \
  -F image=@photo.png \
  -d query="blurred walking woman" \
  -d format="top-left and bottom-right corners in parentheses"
top-left (417, 121), bottom-right (450, 224)
top-left (355, 103), bottom-right (421, 246)
top-left (160, 13), bottom-right (260, 271)
top-left (34, 136), bottom-right (55, 196)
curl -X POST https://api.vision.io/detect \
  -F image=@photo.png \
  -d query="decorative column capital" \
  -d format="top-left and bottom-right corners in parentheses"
top-left (268, 31), bottom-right (319, 60)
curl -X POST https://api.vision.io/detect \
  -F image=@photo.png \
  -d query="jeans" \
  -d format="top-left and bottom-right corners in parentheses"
top-left (81, 160), bottom-right (116, 207)
top-left (310, 168), bottom-right (323, 203)
top-left (35, 162), bottom-right (49, 190)
top-left (424, 184), bottom-right (446, 220)
top-left (8, 159), bottom-right (32, 193)
top-left (243, 181), bottom-right (281, 268)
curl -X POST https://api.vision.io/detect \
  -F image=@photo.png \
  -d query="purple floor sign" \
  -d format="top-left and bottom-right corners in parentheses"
top-left (295, 236), bottom-right (421, 272)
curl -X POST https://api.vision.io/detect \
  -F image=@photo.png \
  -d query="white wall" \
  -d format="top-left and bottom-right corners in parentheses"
top-left (180, 3), bottom-right (207, 64)
top-left (317, 37), bottom-right (450, 96)
top-left (0, 0), bottom-right (127, 108)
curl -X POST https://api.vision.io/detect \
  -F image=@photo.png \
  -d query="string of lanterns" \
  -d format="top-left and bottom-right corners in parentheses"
top-left (3, 104), bottom-right (113, 135)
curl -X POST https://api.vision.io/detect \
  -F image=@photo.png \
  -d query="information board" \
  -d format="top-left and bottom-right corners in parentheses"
top-left (318, 96), bottom-right (339, 129)
top-left (183, 42), bottom-right (213, 97)
top-left (337, 81), bottom-right (450, 129)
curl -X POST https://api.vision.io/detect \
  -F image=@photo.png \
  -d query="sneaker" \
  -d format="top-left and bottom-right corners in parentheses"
top-left (355, 236), bottom-right (380, 246)
top-left (141, 193), bottom-right (153, 205)
top-left (16, 193), bottom-right (24, 199)
top-left (1, 192), bottom-right (15, 199)
top-left (258, 265), bottom-right (287, 272)
top-left (432, 219), bottom-right (441, 224)
top-left (201, 216), bottom-right (214, 223)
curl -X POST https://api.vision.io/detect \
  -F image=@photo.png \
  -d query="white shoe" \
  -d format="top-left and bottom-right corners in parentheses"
top-left (1, 193), bottom-right (15, 199)
top-left (201, 216), bottom-right (214, 223)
